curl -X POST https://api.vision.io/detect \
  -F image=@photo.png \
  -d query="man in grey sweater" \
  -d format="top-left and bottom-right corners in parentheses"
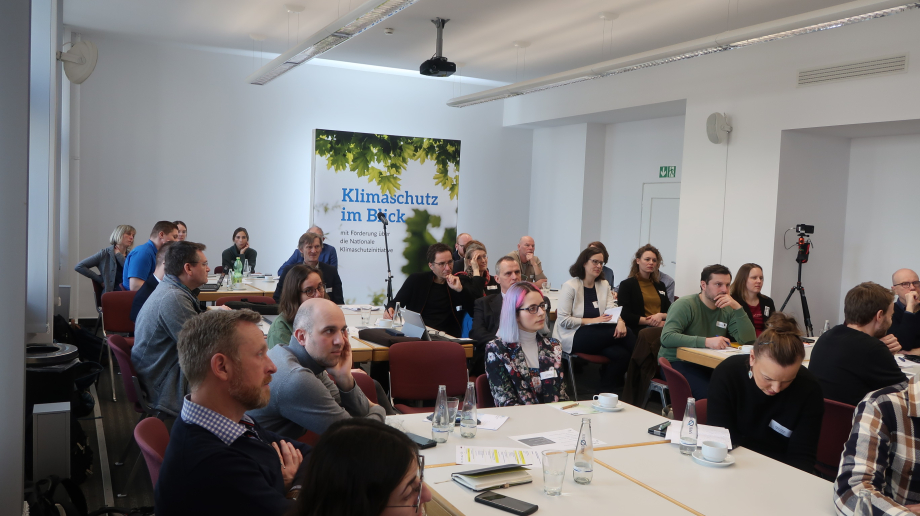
top-left (249, 298), bottom-right (384, 439)
top-left (132, 241), bottom-right (215, 416)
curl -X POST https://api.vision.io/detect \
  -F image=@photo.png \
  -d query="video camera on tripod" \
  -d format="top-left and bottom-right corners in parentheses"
top-left (780, 224), bottom-right (816, 336)
top-left (794, 224), bottom-right (814, 264)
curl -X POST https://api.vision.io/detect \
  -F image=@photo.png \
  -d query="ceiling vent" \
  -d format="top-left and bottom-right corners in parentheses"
top-left (797, 54), bottom-right (908, 87)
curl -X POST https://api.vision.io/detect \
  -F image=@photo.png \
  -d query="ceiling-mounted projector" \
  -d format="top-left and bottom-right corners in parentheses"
top-left (420, 17), bottom-right (455, 77)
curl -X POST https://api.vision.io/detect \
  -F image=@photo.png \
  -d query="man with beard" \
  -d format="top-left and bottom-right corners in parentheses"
top-left (659, 264), bottom-right (756, 399)
top-left (156, 309), bottom-right (310, 516)
top-left (273, 231), bottom-right (344, 304)
top-left (249, 298), bottom-right (384, 439)
top-left (810, 281), bottom-right (907, 406)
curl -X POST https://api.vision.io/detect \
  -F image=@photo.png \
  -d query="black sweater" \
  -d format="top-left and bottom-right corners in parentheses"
top-left (809, 324), bottom-right (907, 406)
top-left (155, 417), bottom-right (310, 516)
top-left (731, 293), bottom-right (777, 330)
top-left (388, 271), bottom-right (473, 338)
top-left (890, 300), bottom-right (920, 351)
top-left (617, 276), bottom-right (671, 336)
top-left (708, 354), bottom-right (824, 472)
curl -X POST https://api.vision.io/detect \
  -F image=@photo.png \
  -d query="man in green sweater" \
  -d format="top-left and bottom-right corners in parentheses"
top-left (659, 264), bottom-right (756, 399)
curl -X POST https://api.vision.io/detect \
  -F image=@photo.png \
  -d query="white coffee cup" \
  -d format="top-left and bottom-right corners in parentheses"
top-left (701, 440), bottom-right (728, 462)
top-left (740, 345), bottom-right (754, 354)
top-left (376, 319), bottom-right (393, 328)
top-left (592, 393), bottom-right (618, 407)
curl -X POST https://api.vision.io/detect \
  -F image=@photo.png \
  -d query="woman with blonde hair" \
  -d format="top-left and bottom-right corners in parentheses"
top-left (75, 224), bottom-right (136, 293)
top-left (455, 240), bottom-right (499, 301)
top-left (617, 244), bottom-right (671, 336)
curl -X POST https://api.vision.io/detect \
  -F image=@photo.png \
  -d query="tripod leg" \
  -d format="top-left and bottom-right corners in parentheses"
top-left (780, 286), bottom-right (797, 312)
top-left (798, 287), bottom-right (814, 337)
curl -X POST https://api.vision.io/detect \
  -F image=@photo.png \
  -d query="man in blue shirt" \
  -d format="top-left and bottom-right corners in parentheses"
top-left (122, 220), bottom-right (178, 290)
top-left (277, 225), bottom-right (338, 274)
top-left (156, 309), bottom-right (309, 516)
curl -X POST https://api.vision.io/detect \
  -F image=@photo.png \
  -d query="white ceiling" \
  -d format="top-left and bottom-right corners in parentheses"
top-left (65, 0), bottom-right (857, 83)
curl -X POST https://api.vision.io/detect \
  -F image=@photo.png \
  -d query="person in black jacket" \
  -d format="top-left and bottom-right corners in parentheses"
top-left (384, 243), bottom-right (472, 338)
top-left (274, 232), bottom-right (344, 305)
top-left (890, 268), bottom-right (920, 352)
top-left (708, 313), bottom-right (824, 473)
top-left (222, 227), bottom-right (258, 273)
top-left (729, 263), bottom-right (776, 337)
top-left (455, 240), bottom-right (499, 302)
top-left (617, 244), bottom-right (671, 336)
top-left (156, 309), bottom-right (310, 516)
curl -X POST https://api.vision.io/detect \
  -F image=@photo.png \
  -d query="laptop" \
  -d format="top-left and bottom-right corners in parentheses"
top-left (401, 308), bottom-right (475, 343)
top-left (199, 273), bottom-right (225, 292)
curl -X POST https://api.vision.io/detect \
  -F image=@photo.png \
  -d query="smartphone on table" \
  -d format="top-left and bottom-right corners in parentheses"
top-left (474, 491), bottom-right (538, 515)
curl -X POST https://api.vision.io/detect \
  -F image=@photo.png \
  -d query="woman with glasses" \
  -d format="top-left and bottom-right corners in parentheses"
top-left (708, 313), bottom-right (823, 472)
top-left (455, 240), bottom-right (499, 300)
top-left (617, 244), bottom-right (671, 336)
top-left (554, 246), bottom-right (635, 393)
top-left (295, 418), bottom-right (431, 516)
top-left (221, 227), bottom-right (258, 273)
top-left (75, 224), bottom-right (136, 293)
top-left (730, 263), bottom-right (776, 337)
top-left (485, 282), bottom-right (568, 406)
top-left (267, 264), bottom-right (326, 349)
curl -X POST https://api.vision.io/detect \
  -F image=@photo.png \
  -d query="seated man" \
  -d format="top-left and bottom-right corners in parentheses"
top-left (508, 236), bottom-right (547, 288)
top-left (385, 242), bottom-right (472, 338)
top-left (810, 281), bottom-right (907, 406)
top-left (834, 373), bottom-right (920, 515)
top-left (129, 241), bottom-right (172, 322)
top-left (453, 232), bottom-right (472, 273)
top-left (122, 220), bottom-right (178, 291)
top-left (890, 268), bottom-right (920, 353)
top-left (249, 298), bottom-right (385, 439)
top-left (470, 256), bottom-right (521, 376)
top-left (659, 264), bottom-right (756, 399)
top-left (274, 232), bottom-right (343, 305)
top-left (132, 241), bottom-right (212, 416)
top-left (156, 309), bottom-right (309, 516)
top-left (277, 225), bottom-right (338, 273)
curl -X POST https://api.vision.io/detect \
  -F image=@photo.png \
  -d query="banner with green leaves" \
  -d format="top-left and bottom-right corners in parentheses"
top-left (312, 129), bottom-right (460, 304)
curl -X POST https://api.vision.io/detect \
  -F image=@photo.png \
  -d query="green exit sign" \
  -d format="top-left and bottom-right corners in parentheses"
top-left (659, 166), bottom-right (676, 178)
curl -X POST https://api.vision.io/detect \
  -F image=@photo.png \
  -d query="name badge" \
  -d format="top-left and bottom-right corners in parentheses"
top-left (764, 307), bottom-right (771, 317)
top-left (487, 285), bottom-right (498, 290)
top-left (592, 301), bottom-right (599, 308)
top-left (325, 287), bottom-right (333, 293)
top-left (658, 290), bottom-right (666, 295)
top-left (769, 419), bottom-right (793, 438)
top-left (540, 369), bottom-right (557, 380)
top-left (716, 321), bottom-right (727, 329)
top-left (456, 305), bottom-right (463, 312)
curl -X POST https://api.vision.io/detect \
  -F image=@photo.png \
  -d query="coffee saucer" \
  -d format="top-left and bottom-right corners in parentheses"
top-left (691, 450), bottom-right (735, 467)
top-left (591, 402), bottom-right (624, 412)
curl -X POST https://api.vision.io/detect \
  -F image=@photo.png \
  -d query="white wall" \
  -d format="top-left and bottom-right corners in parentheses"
top-left (841, 133), bottom-right (920, 313)
top-left (72, 34), bottom-right (532, 317)
top-left (773, 131), bottom-right (851, 332)
top-left (600, 116), bottom-right (685, 286)
top-left (504, 9), bottom-right (920, 297)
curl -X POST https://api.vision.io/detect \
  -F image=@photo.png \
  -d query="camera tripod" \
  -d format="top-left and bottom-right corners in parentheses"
top-left (779, 233), bottom-right (814, 337)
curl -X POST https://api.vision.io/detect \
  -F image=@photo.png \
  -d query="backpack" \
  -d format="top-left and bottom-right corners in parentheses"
top-left (25, 475), bottom-right (88, 516)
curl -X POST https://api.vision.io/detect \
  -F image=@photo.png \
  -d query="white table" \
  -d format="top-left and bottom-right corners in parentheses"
top-left (595, 442), bottom-right (837, 516)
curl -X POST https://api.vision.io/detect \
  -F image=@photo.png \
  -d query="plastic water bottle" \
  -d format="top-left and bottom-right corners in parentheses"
top-left (573, 418), bottom-right (594, 484)
top-left (431, 385), bottom-right (451, 443)
top-left (460, 381), bottom-right (478, 438)
top-left (233, 257), bottom-right (243, 290)
top-left (393, 302), bottom-right (404, 330)
top-left (821, 320), bottom-right (830, 336)
top-left (854, 488), bottom-right (873, 516)
top-left (680, 398), bottom-right (698, 455)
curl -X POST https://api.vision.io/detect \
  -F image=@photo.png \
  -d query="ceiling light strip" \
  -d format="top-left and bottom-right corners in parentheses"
top-left (247, 0), bottom-right (418, 85)
top-left (448, 1), bottom-right (919, 108)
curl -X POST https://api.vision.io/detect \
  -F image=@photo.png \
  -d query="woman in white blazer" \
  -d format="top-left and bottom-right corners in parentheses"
top-left (553, 246), bottom-right (636, 393)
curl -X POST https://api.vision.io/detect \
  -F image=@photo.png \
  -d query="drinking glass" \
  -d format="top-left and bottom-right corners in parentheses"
top-left (446, 397), bottom-right (460, 433)
top-left (541, 451), bottom-right (568, 496)
top-left (242, 259), bottom-right (250, 278)
top-left (360, 306), bottom-right (371, 326)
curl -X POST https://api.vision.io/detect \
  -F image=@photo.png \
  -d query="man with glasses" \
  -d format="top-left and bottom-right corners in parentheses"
top-left (249, 298), bottom-right (385, 439)
top-left (273, 232), bottom-right (344, 305)
top-left (890, 268), bottom-right (920, 353)
top-left (508, 236), bottom-right (547, 288)
top-left (133, 241), bottom-right (226, 416)
top-left (386, 242), bottom-right (473, 338)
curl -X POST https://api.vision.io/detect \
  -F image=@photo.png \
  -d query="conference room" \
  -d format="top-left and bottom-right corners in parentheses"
top-left (5, 0), bottom-right (920, 514)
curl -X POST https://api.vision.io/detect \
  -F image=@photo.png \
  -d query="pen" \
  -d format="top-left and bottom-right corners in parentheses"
top-left (561, 402), bottom-right (579, 410)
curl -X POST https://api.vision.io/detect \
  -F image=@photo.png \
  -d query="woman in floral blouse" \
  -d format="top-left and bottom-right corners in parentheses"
top-left (485, 282), bottom-right (569, 406)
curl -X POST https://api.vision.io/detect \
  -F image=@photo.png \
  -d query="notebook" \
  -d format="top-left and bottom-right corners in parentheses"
top-left (451, 465), bottom-right (533, 491)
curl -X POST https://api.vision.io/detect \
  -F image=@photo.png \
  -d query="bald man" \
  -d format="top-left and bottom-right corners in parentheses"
top-left (453, 232), bottom-right (472, 273)
top-left (890, 268), bottom-right (920, 353)
top-left (508, 236), bottom-right (547, 288)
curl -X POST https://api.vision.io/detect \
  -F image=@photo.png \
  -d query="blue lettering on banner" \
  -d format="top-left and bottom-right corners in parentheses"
top-left (366, 208), bottom-right (407, 224)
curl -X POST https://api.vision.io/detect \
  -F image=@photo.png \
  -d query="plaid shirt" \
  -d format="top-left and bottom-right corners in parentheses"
top-left (834, 375), bottom-right (920, 515)
top-left (180, 395), bottom-right (256, 446)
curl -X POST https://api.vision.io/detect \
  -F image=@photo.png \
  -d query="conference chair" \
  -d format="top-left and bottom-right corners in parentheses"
top-left (134, 417), bottom-right (170, 488)
top-left (562, 351), bottom-right (610, 401)
top-left (658, 357), bottom-right (696, 420)
top-left (696, 398), bottom-right (708, 425)
top-left (475, 374), bottom-right (494, 408)
top-left (351, 369), bottom-right (378, 404)
top-left (214, 266), bottom-right (224, 274)
top-left (815, 399), bottom-right (857, 479)
top-left (101, 290), bottom-right (137, 402)
top-left (214, 296), bottom-right (276, 306)
top-left (389, 341), bottom-right (468, 414)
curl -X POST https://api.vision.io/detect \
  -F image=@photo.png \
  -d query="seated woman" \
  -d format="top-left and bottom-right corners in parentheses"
top-left (221, 227), bottom-right (257, 272)
top-left (455, 240), bottom-right (499, 301)
top-left (708, 312), bottom-right (823, 472)
top-left (486, 282), bottom-right (568, 406)
top-left (617, 244), bottom-right (671, 336)
top-left (730, 263), bottom-right (777, 337)
top-left (174, 220), bottom-right (187, 241)
top-left (554, 246), bottom-right (635, 393)
top-left (587, 240), bottom-right (615, 288)
top-left (294, 419), bottom-right (431, 516)
top-left (74, 224), bottom-right (136, 293)
top-left (267, 264), bottom-right (325, 349)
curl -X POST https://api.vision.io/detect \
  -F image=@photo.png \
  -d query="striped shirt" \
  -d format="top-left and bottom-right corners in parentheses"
top-left (180, 395), bottom-right (256, 446)
top-left (834, 375), bottom-right (920, 515)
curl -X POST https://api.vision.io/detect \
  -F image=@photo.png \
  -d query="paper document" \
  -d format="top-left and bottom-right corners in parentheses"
top-left (476, 414), bottom-right (509, 431)
top-left (455, 446), bottom-right (542, 466)
top-left (665, 422), bottom-right (733, 449)
top-left (548, 401), bottom-right (604, 416)
top-left (341, 305), bottom-right (381, 311)
top-left (508, 428), bottom-right (606, 451)
top-left (603, 307), bottom-right (623, 320)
